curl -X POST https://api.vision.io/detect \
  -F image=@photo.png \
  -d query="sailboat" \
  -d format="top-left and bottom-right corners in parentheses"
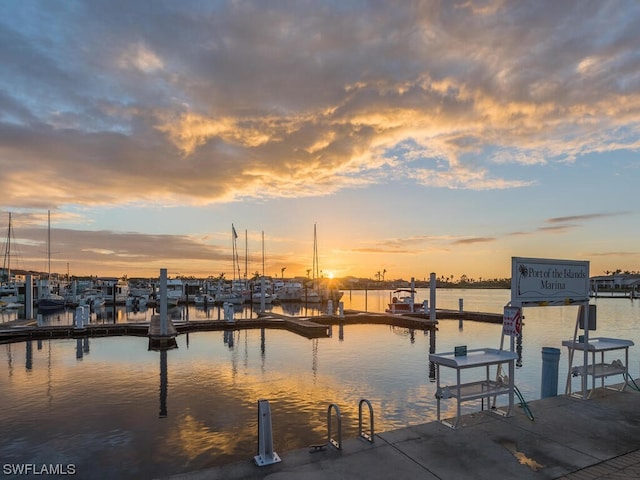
top-left (1, 212), bottom-right (22, 307)
top-left (302, 224), bottom-right (323, 303)
top-left (37, 211), bottom-right (66, 312)
top-left (214, 224), bottom-right (244, 305)
top-left (303, 223), bottom-right (343, 305)
top-left (252, 230), bottom-right (274, 304)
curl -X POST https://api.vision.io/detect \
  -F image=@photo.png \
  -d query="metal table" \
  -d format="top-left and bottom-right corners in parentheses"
top-left (429, 348), bottom-right (518, 428)
top-left (562, 337), bottom-right (634, 398)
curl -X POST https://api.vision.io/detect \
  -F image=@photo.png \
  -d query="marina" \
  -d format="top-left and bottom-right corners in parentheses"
top-left (2, 288), bottom-right (640, 478)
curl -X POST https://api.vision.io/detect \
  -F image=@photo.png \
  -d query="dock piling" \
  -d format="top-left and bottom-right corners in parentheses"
top-left (25, 274), bottom-right (33, 320)
top-left (429, 273), bottom-right (436, 322)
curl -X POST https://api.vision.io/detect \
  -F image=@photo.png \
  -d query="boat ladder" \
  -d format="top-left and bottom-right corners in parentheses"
top-left (358, 398), bottom-right (375, 443)
top-left (327, 403), bottom-right (342, 450)
top-left (311, 399), bottom-right (375, 453)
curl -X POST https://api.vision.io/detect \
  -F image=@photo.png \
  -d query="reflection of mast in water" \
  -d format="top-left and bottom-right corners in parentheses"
top-left (223, 330), bottom-right (238, 382)
top-left (243, 330), bottom-right (248, 369)
top-left (260, 328), bottom-right (266, 373)
top-left (159, 350), bottom-right (168, 418)
top-left (311, 338), bottom-right (318, 383)
top-left (26, 339), bottom-right (32, 370)
top-left (409, 328), bottom-right (415, 344)
top-left (47, 340), bottom-right (53, 406)
top-left (428, 328), bottom-right (437, 382)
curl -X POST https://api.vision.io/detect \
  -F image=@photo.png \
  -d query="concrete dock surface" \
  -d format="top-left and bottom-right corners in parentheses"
top-left (166, 386), bottom-right (640, 480)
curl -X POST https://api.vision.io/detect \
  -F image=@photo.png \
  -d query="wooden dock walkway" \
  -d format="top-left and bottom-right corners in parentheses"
top-left (0, 308), bottom-right (502, 345)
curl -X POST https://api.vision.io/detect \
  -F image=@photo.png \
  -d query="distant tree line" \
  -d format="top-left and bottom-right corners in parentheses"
top-left (602, 269), bottom-right (640, 275)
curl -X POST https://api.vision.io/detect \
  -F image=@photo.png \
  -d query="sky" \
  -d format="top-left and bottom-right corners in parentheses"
top-left (1, 0), bottom-right (639, 281)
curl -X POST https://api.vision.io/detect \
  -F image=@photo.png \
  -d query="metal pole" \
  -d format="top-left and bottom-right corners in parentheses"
top-left (429, 273), bottom-right (436, 322)
top-left (25, 274), bottom-right (33, 320)
top-left (160, 268), bottom-right (168, 336)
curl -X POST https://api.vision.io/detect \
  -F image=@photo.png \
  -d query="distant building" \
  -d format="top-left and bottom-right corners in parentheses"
top-left (590, 274), bottom-right (640, 291)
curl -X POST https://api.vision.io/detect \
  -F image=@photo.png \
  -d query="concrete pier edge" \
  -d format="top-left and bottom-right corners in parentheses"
top-left (165, 385), bottom-right (640, 480)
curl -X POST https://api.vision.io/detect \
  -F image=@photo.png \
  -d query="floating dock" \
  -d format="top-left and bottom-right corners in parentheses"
top-left (0, 308), bottom-right (501, 345)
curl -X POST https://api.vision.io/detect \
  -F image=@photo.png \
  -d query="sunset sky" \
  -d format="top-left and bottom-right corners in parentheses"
top-left (1, 1), bottom-right (639, 281)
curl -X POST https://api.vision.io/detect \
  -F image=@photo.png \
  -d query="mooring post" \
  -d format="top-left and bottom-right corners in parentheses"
top-left (25, 274), bottom-right (33, 320)
top-left (327, 300), bottom-right (333, 315)
top-left (338, 301), bottom-right (344, 318)
top-left (254, 399), bottom-right (281, 466)
top-left (160, 268), bottom-right (168, 336)
top-left (429, 273), bottom-right (436, 322)
top-left (83, 305), bottom-right (90, 326)
top-left (74, 306), bottom-right (84, 329)
top-left (458, 298), bottom-right (463, 328)
top-left (224, 302), bottom-right (235, 322)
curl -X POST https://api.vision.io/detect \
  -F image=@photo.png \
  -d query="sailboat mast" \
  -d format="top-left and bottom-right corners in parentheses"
top-left (47, 210), bottom-right (51, 281)
top-left (244, 229), bottom-right (248, 280)
top-left (232, 223), bottom-right (240, 281)
top-left (261, 230), bottom-right (265, 277)
top-left (2, 212), bottom-right (11, 282)
top-left (313, 222), bottom-right (319, 282)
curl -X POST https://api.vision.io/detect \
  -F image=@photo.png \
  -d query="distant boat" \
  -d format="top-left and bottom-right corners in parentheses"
top-left (37, 293), bottom-right (66, 311)
top-left (277, 281), bottom-right (303, 302)
top-left (79, 289), bottom-right (106, 309)
top-left (0, 300), bottom-right (22, 310)
top-left (301, 286), bottom-right (322, 303)
top-left (303, 223), bottom-right (343, 304)
top-left (251, 286), bottom-right (274, 304)
top-left (166, 278), bottom-right (183, 306)
top-left (215, 290), bottom-right (243, 305)
top-left (386, 289), bottom-right (423, 314)
top-left (194, 294), bottom-right (215, 307)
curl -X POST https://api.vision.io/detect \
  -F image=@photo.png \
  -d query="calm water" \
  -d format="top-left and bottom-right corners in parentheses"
top-left (2, 289), bottom-right (640, 478)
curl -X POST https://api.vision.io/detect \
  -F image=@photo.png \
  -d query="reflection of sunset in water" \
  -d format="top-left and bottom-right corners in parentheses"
top-left (2, 290), bottom-right (639, 478)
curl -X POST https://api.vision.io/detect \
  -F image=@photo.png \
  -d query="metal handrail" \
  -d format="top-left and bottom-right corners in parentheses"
top-left (358, 399), bottom-right (374, 443)
top-left (327, 403), bottom-right (342, 450)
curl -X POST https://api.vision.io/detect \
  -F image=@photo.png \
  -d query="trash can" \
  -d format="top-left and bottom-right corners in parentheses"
top-left (541, 347), bottom-right (561, 398)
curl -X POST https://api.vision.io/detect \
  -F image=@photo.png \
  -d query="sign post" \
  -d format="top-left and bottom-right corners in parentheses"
top-left (511, 257), bottom-right (590, 306)
top-left (510, 257), bottom-right (591, 399)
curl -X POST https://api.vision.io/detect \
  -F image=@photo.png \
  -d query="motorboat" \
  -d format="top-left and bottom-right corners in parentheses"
top-left (386, 289), bottom-right (424, 313)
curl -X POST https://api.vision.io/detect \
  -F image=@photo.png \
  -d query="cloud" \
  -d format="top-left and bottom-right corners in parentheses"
top-left (1, 1), bottom-right (640, 211)
top-left (451, 237), bottom-right (497, 245)
top-left (7, 224), bottom-right (231, 277)
top-left (546, 212), bottom-right (632, 224)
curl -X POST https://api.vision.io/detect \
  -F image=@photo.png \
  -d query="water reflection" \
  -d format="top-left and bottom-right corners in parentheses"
top-left (2, 290), bottom-right (639, 478)
top-left (25, 339), bottom-right (32, 370)
top-left (160, 350), bottom-right (168, 418)
top-left (75, 337), bottom-right (90, 360)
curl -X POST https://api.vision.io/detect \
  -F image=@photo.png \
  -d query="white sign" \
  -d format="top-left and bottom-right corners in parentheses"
top-left (511, 257), bottom-right (589, 305)
top-left (503, 307), bottom-right (521, 336)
